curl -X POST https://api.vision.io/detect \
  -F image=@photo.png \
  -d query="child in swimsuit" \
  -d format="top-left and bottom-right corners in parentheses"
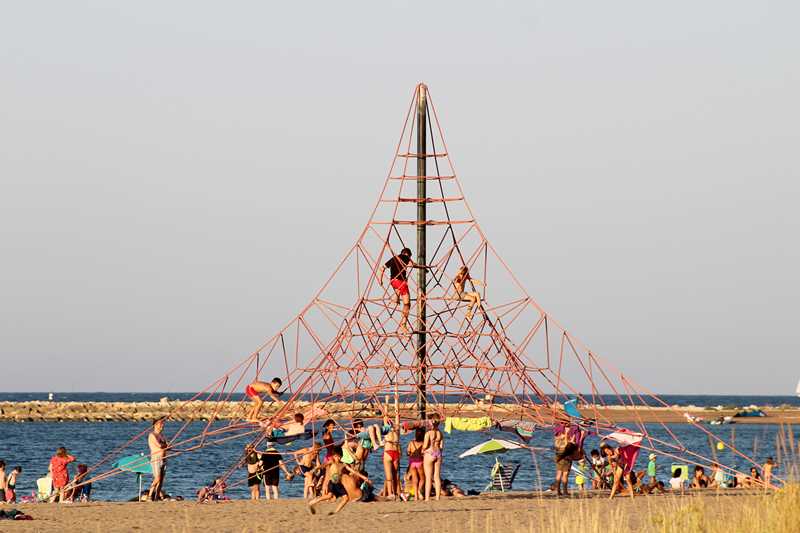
top-left (382, 421), bottom-right (401, 499)
top-left (422, 414), bottom-right (444, 501)
top-left (293, 441), bottom-right (321, 499)
top-left (245, 377), bottom-right (283, 422)
top-left (307, 446), bottom-right (371, 515)
top-left (406, 428), bottom-right (425, 500)
top-left (452, 266), bottom-right (483, 319)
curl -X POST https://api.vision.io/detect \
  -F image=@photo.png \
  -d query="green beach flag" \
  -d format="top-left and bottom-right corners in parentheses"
top-left (459, 438), bottom-right (525, 458)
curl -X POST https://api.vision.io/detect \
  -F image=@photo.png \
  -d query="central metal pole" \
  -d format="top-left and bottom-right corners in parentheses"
top-left (415, 84), bottom-right (428, 420)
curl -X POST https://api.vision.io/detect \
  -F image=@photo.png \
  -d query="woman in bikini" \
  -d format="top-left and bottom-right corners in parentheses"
top-left (382, 423), bottom-right (401, 499)
top-left (452, 266), bottom-right (483, 319)
top-left (422, 414), bottom-right (444, 501)
top-left (406, 428), bottom-right (425, 500)
top-left (307, 446), bottom-right (372, 515)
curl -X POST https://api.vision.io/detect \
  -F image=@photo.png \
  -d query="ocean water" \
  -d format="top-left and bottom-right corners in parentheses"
top-left (1, 393), bottom-right (794, 502)
top-left (2, 392), bottom-right (799, 406)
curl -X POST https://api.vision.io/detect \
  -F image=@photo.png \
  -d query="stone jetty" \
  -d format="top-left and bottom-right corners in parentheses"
top-left (1, 400), bottom-right (799, 424)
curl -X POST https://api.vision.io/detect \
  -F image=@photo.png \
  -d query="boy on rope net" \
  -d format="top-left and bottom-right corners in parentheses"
top-left (451, 266), bottom-right (484, 319)
top-left (245, 377), bottom-right (283, 422)
top-left (379, 247), bottom-right (427, 333)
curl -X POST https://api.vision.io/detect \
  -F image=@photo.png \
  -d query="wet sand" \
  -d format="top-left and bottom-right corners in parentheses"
top-left (1, 490), bottom-right (768, 533)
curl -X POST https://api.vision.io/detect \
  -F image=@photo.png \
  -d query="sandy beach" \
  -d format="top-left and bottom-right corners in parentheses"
top-left (0, 490), bottom-right (775, 533)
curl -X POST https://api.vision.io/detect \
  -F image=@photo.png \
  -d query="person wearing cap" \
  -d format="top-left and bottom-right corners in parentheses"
top-left (379, 247), bottom-right (427, 333)
top-left (647, 453), bottom-right (658, 485)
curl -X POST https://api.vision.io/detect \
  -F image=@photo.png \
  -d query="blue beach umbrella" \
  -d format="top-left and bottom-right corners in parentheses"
top-left (112, 454), bottom-right (151, 499)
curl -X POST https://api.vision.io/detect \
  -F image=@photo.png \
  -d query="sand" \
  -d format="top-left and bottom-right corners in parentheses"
top-left (2, 490), bottom-right (765, 533)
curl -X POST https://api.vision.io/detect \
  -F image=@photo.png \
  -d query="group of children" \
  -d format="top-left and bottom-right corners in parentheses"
top-left (240, 413), bottom-right (450, 514)
top-left (565, 448), bottom-right (777, 496)
top-left (0, 461), bottom-right (22, 503)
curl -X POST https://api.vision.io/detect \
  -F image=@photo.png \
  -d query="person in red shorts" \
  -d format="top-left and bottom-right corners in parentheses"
top-left (245, 377), bottom-right (283, 422)
top-left (379, 248), bottom-right (426, 333)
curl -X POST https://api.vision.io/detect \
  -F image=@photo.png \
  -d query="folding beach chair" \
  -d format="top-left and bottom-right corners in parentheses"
top-left (484, 459), bottom-right (520, 492)
top-left (36, 476), bottom-right (53, 502)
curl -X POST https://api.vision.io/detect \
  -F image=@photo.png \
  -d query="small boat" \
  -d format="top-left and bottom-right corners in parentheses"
top-left (796, 379), bottom-right (800, 397)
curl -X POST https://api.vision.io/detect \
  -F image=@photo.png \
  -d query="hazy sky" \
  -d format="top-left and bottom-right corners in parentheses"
top-left (1, 1), bottom-right (798, 394)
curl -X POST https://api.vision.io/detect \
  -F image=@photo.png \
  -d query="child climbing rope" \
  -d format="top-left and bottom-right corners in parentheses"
top-left (379, 247), bottom-right (427, 333)
top-left (245, 377), bottom-right (283, 422)
top-left (452, 266), bottom-right (483, 319)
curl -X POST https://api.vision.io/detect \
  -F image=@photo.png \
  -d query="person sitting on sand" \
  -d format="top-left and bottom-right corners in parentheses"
top-left (690, 465), bottom-right (709, 488)
top-left (260, 446), bottom-right (294, 500)
top-left (245, 377), bottom-right (283, 422)
top-left (307, 446), bottom-right (373, 515)
top-left (422, 413), bottom-right (444, 501)
top-left (451, 266), bottom-right (484, 319)
top-left (709, 462), bottom-right (725, 488)
top-left (147, 418), bottom-right (168, 502)
top-left (293, 441), bottom-right (322, 498)
top-left (440, 478), bottom-right (465, 498)
top-left (744, 466), bottom-right (762, 488)
top-left (49, 447), bottom-right (76, 502)
top-left (669, 468), bottom-right (685, 492)
top-left (71, 464), bottom-right (91, 502)
top-left (763, 457), bottom-right (776, 487)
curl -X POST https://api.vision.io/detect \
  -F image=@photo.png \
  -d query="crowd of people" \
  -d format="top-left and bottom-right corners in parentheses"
top-left (237, 412), bottom-right (453, 514)
top-left (551, 423), bottom-right (778, 498)
top-left (0, 448), bottom-right (91, 504)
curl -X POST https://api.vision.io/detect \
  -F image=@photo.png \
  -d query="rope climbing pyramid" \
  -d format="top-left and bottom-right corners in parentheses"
top-left (84, 84), bottom-right (776, 493)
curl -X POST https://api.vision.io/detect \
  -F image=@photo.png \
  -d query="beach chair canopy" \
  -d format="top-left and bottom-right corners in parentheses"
top-left (484, 461), bottom-right (520, 492)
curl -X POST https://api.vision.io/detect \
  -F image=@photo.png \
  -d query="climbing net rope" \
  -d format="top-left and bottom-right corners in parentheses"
top-left (80, 84), bottom-right (781, 493)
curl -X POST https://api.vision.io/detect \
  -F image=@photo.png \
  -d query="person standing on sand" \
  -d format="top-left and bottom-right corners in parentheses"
top-left (647, 453), bottom-right (658, 485)
top-left (147, 418), bottom-right (168, 501)
top-left (5, 466), bottom-right (21, 503)
top-left (763, 457), bottom-right (776, 487)
top-left (0, 461), bottom-right (6, 500)
top-left (406, 428), bottom-right (426, 500)
top-left (49, 447), bottom-right (76, 502)
top-left (260, 446), bottom-right (294, 500)
top-left (244, 444), bottom-right (263, 500)
top-left (422, 413), bottom-right (444, 501)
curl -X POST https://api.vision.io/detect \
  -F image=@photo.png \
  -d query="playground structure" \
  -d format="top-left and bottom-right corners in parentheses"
top-left (83, 84), bottom-right (779, 491)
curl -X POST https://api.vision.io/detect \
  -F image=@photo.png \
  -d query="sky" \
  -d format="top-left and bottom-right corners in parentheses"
top-left (1, 1), bottom-right (798, 394)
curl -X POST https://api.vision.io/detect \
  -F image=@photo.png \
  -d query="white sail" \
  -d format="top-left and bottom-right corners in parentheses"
top-left (796, 379), bottom-right (800, 396)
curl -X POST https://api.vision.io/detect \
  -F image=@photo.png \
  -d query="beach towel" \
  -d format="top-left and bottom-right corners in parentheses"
top-left (444, 416), bottom-right (492, 434)
top-left (494, 420), bottom-right (534, 442)
top-left (605, 428), bottom-right (643, 473)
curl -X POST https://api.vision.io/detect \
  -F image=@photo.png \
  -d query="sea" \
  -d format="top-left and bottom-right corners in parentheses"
top-left (1, 393), bottom-right (797, 502)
